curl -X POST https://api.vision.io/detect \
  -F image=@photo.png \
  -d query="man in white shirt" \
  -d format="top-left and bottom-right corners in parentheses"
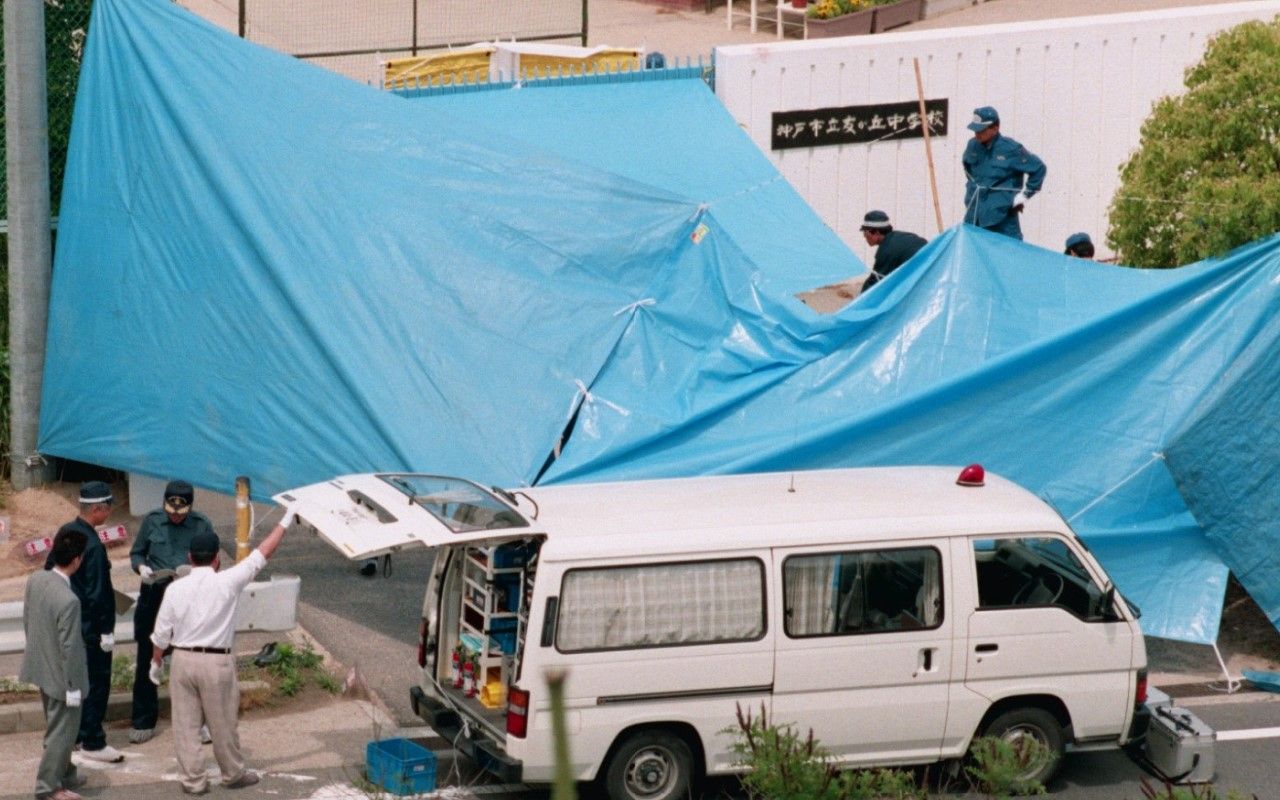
top-left (150, 508), bottom-right (293, 795)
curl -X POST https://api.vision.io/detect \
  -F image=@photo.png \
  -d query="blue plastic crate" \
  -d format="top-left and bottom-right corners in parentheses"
top-left (366, 738), bottom-right (437, 795)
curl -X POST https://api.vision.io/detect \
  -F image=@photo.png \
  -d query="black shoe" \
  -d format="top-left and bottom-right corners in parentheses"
top-left (359, 558), bottom-right (377, 577)
top-left (252, 642), bottom-right (279, 667)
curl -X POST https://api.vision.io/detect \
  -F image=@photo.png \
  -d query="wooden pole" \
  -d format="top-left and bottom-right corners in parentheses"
top-left (235, 476), bottom-right (251, 563)
top-left (913, 57), bottom-right (944, 234)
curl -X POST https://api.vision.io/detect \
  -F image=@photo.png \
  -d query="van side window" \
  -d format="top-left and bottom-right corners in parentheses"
top-left (974, 537), bottom-right (1105, 619)
top-left (555, 559), bottom-right (765, 652)
top-left (783, 547), bottom-right (942, 637)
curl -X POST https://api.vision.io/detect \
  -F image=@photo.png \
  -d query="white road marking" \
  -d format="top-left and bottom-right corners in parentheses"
top-left (1217, 726), bottom-right (1280, 742)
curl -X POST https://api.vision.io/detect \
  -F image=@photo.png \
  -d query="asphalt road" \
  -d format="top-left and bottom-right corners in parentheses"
top-left (275, 529), bottom-right (1280, 798)
top-left (264, 526), bottom-right (438, 725)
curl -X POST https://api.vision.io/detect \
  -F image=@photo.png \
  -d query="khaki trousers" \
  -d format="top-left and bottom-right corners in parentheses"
top-left (170, 650), bottom-right (246, 792)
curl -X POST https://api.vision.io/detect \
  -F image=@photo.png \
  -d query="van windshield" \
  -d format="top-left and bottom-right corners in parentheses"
top-left (378, 474), bottom-right (528, 533)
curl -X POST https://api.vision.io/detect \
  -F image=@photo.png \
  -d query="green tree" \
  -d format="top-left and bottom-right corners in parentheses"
top-left (1107, 17), bottom-right (1280, 267)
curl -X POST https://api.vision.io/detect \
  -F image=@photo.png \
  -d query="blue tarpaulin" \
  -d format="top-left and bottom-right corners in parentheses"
top-left (41, 0), bottom-right (1280, 644)
top-left (41, 0), bottom-right (856, 497)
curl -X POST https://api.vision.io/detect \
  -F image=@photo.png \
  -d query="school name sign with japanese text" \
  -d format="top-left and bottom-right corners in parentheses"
top-left (771, 99), bottom-right (948, 150)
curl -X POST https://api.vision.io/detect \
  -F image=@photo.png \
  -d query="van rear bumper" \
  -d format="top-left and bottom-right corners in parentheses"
top-left (410, 685), bottom-right (524, 783)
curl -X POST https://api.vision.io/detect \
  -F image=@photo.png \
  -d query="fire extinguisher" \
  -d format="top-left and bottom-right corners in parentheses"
top-left (450, 647), bottom-right (462, 688)
top-left (463, 659), bottom-right (477, 697)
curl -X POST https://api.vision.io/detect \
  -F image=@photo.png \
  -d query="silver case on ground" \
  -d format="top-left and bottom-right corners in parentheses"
top-left (1145, 704), bottom-right (1216, 784)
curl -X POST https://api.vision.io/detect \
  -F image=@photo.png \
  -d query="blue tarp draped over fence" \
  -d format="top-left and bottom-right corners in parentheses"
top-left (40, 0), bottom-right (858, 497)
top-left (41, 0), bottom-right (1280, 644)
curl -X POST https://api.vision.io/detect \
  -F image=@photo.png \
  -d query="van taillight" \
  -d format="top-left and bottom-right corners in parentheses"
top-left (1135, 668), bottom-right (1148, 706)
top-left (417, 620), bottom-right (427, 668)
top-left (506, 686), bottom-right (530, 738)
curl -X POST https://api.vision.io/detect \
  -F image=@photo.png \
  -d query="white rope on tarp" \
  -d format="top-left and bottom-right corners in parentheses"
top-left (554, 379), bottom-right (631, 459)
top-left (612, 297), bottom-right (655, 317)
top-left (1067, 451), bottom-right (1166, 523)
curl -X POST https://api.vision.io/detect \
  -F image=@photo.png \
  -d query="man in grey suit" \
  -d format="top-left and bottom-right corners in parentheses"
top-left (21, 528), bottom-right (92, 800)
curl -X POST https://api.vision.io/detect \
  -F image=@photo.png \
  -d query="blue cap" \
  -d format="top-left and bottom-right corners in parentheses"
top-left (79, 480), bottom-right (114, 505)
top-left (1065, 232), bottom-right (1093, 250)
top-left (967, 106), bottom-right (1000, 132)
top-left (860, 210), bottom-right (891, 230)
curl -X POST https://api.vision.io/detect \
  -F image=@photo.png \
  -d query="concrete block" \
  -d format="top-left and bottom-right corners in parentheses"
top-left (17, 701), bottom-right (47, 731)
top-left (922, 0), bottom-right (978, 19)
top-left (0, 705), bottom-right (22, 734)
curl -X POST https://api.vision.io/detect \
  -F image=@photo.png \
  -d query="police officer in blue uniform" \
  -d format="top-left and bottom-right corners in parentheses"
top-left (962, 106), bottom-right (1046, 240)
top-left (1064, 232), bottom-right (1095, 259)
top-left (859, 210), bottom-right (928, 294)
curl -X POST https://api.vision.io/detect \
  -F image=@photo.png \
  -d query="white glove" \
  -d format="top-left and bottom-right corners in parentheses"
top-left (1012, 191), bottom-right (1029, 210)
top-left (149, 660), bottom-right (165, 686)
top-left (278, 506), bottom-right (297, 529)
top-left (139, 564), bottom-right (155, 583)
top-left (65, 689), bottom-right (82, 707)
top-left (100, 633), bottom-right (115, 652)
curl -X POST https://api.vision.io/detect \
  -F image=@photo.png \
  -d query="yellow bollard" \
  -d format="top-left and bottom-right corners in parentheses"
top-left (235, 476), bottom-right (251, 563)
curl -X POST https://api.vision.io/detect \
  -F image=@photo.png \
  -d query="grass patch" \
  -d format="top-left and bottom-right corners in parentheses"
top-left (110, 653), bottom-right (134, 691)
top-left (0, 675), bottom-right (39, 705)
top-left (236, 639), bottom-right (342, 705)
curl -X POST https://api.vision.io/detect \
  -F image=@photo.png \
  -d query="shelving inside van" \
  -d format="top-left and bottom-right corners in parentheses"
top-left (434, 539), bottom-right (542, 738)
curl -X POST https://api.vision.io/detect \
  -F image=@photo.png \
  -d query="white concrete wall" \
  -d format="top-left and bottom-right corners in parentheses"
top-left (715, 1), bottom-right (1280, 263)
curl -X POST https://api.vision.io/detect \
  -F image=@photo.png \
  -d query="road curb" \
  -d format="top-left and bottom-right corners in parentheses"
top-left (0, 679), bottom-right (269, 735)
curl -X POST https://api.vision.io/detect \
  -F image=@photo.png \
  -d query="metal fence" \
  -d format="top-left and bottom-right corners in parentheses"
top-left (2, 0), bottom-right (589, 222)
top-left (188, 0), bottom-right (591, 84)
top-left (0, 0), bottom-right (91, 222)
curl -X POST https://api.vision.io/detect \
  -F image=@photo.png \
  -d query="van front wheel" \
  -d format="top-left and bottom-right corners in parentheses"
top-left (604, 730), bottom-right (693, 800)
top-left (979, 707), bottom-right (1065, 787)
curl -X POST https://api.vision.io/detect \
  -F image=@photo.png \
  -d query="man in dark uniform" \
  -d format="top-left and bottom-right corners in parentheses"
top-left (1064, 232), bottom-right (1096, 259)
top-left (128, 480), bottom-right (215, 744)
top-left (45, 481), bottom-right (122, 763)
top-left (859, 210), bottom-right (927, 295)
top-left (962, 106), bottom-right (1047, 240)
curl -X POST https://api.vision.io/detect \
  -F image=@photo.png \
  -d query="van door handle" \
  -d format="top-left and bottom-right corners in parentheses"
top-left (913, 647), bottom-right (935, 677)
top-left (975, 643), bottom-right (999, 653)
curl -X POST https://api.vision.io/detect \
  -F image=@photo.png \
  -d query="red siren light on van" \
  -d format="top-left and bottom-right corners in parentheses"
top-left (956, 464), bottom-right (985, 487)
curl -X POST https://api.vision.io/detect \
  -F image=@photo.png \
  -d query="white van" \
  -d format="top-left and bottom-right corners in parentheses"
top-left (279, 465), bottom-right (1149, 799)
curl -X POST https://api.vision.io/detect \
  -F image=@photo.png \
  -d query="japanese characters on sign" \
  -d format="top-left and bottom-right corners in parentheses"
top-left (771, 99), bottom-right (948, 150)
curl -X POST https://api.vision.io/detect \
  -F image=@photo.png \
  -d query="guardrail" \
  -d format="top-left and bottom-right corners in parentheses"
top-left (0, 574), bottom-right (300, 655)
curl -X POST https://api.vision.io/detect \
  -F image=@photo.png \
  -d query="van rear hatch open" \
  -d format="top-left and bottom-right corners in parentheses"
top-left (273, 473), bottom-right (535, 560)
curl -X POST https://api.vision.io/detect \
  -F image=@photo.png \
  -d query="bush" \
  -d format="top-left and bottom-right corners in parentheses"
top-left (807, 0), bottom-right (871, 20)
top-left (729, 703), bottom-right (925, 800)
top-left (241, 640), bottom-right (338, 700)
top-left (965, 736), bottom-right (1049, 797)
top-left (1108, 17), bottom-right (1280, 266)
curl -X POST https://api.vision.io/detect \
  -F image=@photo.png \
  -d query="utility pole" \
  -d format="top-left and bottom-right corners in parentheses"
top-left (4, 0), bottom-right (56, 489)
